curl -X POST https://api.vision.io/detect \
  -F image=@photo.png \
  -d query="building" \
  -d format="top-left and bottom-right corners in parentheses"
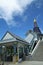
top-left (0, 31), bottom-right (29, 63)
top-left (0, 19), bottom-right (43, 62)
top-left (25, 19), bottom-right (43, 61)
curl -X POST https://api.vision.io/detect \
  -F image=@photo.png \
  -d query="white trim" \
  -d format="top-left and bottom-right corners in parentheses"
top-left (29, 40), bottom-right (40, 55)
top-left (0, 38), bottom-right (17, 44)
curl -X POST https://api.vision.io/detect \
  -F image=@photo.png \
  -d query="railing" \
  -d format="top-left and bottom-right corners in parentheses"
top-left (29, 40), bottom-right (40, 55)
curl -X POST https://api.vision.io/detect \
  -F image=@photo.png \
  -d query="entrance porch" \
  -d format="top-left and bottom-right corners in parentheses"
top-left (0, 41), bottom-right (29, 63)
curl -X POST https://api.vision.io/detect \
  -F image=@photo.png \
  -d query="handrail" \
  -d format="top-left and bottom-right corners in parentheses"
top-left (29, 40), bottom-right (40, 55)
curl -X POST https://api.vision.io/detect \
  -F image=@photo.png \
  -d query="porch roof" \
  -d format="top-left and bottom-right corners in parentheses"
top-left (0, 31), bottom-right (29, 45)
top-left (0, 38), bottom-right (29, 45)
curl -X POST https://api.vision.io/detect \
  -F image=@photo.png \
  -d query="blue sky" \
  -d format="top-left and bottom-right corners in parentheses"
top-left (0, 0), bottom-right (43, 39)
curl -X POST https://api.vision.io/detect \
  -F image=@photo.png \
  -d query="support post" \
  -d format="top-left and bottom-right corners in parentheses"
top-left (17, 43), bottom-right (19, 62)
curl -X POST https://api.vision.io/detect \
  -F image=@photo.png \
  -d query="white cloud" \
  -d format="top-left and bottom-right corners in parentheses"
top-left (35, 1), bottom-right (42, 9)
top-left (23, 15), bottom-right (28, 22)
top-left (0, 0), bottom-right (34, 27)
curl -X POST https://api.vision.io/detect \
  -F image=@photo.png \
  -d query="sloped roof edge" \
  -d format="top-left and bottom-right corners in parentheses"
top-left (1, 31), bottom-right (29, 45)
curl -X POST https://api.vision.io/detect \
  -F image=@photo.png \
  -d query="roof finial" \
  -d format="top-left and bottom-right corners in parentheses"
top-left (33, 18), bottom-right (41, 34)
top-left (34, 18), bottom-right (36, 23)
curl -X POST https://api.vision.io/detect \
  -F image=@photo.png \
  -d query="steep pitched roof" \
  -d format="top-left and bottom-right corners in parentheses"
top-left (1, 31), bottom-right (29, 45)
